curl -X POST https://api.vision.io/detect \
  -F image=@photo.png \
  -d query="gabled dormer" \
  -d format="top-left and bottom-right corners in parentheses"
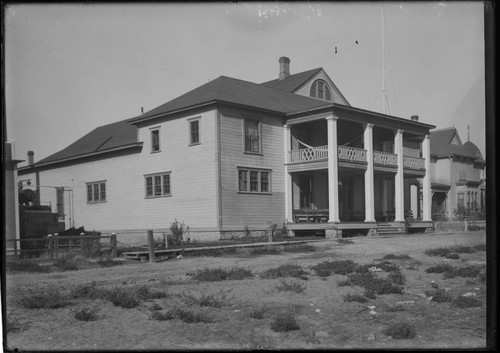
top-left (260, 56), bottom-right (350, 106)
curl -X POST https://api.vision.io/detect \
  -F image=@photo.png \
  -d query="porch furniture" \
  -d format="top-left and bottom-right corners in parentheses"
top-left (293, 209), bottom-right (329, 223)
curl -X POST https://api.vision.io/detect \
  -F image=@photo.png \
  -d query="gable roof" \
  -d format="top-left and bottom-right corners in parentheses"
top-left (430, 128), bottom-right (478, 159)
top-left (260, 68), bottom-right (322, 92)
top-left (34, 117), bottom-right (140, 166)
top-left (131, 75), bottom-right (333, 123)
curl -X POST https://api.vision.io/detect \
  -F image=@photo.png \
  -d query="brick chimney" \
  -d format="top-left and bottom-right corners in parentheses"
top-left (279, 57), bottom-right (290, 81)
top-left (27, 151), bottom-right (34, 166)
top-left (411, 115), bottom-right (419, 122)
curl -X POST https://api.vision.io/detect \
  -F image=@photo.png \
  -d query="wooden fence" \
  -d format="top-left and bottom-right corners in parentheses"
top-left (6, 234), bottom-right (117, 260)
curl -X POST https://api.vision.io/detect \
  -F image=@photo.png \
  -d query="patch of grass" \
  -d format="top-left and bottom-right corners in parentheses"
top-left (337, 239), bottom-right (354, 245)
top-left (425, 263), bottom-right (455, 274)
top-left (261, 264), bottom-right (308, 279)
top-left (6, 260), bottom-right (51, 273)
top-left (383, 323), bottom-right (416, 339)
top-left (186, 247), bottom-right (238, 257)
top-left (311, 260), bottom-right (357, 277)
top-left (73, 307), bottom-right (99, 321)
top-left (387, 304), bottom-right (405, 312)
top-left (337, 279), bottom-right (351, 287)
top-left (189, 267), bottom-right (253, 281)
top-left (424, 243), bottom-right (475, 258)
top-left (153, 307), bottom-right (213, 323)
top-left (472, 244), bottom-right (487, 252)
top-left (149, 303), bottom-right (162, 311)
top-left (275, 280), bottom-right (307, 294)
top-left (346, 272), bottom-right (404, 296)
top-left (249, 246), bottom-right (282, 256)
top-left (96, 257), bottom-right (123, 267)
top-left (270, 312), bottom-right (300, 332)
top-left (150, 310), bottom-right (176, 321)
top-left (356, 261), bottom-right (399, 274)
top-left (443, 265), bottom-right (484, 279)
top-left (249, 306), bottom-right (267, 319)
top-left (425, 288), bottom-right (453, 302)
top-left (106, 287), bottom-right (141, 308)
top-left (6, 314), bottom-right (29, 333)
top-left (53, 254), bottom-right (90, 271)
top-left (382, 254), bottom-right (412, 260)
top-left (282, 244), bottom-right (317, 253)
top-left (181, 290), bottom-right (230, 307)
top-left (70, 281), bottom-right (107, 299)
top-left (453, 296), bottom-right (483, 308)
top-left (445, 253), bottom-right (460, 259)
top-left (343, 293), bottom-right (368, 303)
top-left (387, 267), bottom-right (406, 285)
top-left (13, 285), bottom-right (72, 309)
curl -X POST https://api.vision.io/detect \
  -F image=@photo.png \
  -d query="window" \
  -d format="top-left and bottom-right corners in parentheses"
top-left (190, 119), bottom-right (200, 145)
top-left (310, 80), bottom-right (332, 101)
top-left (151, 129), bottom-right (160, 152)
top-left (87, 182), bottom-right (106, 203)
top-left (244, 119), bottom-right (261, 153)
top-left (238, 168), bottom-right (271, 193)
top-left (145, 173), bottom-right (171, 197)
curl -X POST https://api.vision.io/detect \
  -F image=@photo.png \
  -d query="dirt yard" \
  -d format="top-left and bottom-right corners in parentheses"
top-left (4, 231), bottom-right (487, 350)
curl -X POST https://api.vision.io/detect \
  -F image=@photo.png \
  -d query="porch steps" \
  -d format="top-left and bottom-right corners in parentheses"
top-left (376, 223), bottom-right (405, 236)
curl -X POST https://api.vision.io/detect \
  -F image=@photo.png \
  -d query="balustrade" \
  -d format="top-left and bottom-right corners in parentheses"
top-left (373, 151), bottom-right (398, 166)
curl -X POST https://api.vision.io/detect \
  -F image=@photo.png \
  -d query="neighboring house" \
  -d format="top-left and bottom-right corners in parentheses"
top-left (430, 127), bottom-right (486, 220)
top-left (18, 57), bottom-right (436, 243)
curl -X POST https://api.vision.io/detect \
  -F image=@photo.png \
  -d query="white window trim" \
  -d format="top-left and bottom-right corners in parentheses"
top-left (188, 117), bottom-right (201, 146)
top-left (150, 126), bottom-right (161, 153)
top-left (242, 118), bottom-right (263, 155)
top-left (86, 180), bottom-right (107, 203)
top-left (144, 172), bottom-right (172, 198)
top-left (309, 79), bottom-right (332, 101)
top-left (237, 167), bottom-right (272, 194)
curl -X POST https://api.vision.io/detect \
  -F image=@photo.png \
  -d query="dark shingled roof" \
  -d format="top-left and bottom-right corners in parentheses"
top-left (36, 117), bottom-right (139, 165)
top-left (260, 68), bottom-right (322, 92)
top-left (430, 128), bottom-right (478, 159)
top-left (133, 75), bottom-right (332, 122)
top-left (463, 141), bottom-right (485, 163)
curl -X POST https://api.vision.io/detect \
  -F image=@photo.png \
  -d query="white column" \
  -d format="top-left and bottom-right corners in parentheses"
top-left (394, 129), bottom-right (405, 222)
top-left (422, 134), bottom-right (432, 221)
top-left (284, 125), bottom-right (293, 222)
top-left (364, 123), bottom-right (375, 222)
top-left (327, 116), bottom-right (340, 222)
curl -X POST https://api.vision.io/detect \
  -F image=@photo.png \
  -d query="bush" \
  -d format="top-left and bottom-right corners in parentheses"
top-left (153, 308), bottom-right (212, 323)
top-left (149, 303), bottom-right (162, 311)
top-left (383, 323), bottom-right (416, 339)
top-left (355, 261), bottom-right (399, 274)
top-left (181, 291), bottom-right (230, 307)
top-left (250, 246), bottom-right (282, 256)
top-left (70, 281), bottom-right (107, 299)
top-left (346, 272), bottom-right (404, 296)
top-left (106, 287), bottom-right (141, 308)
top-left (261, 264), bottom-right (308, 279)
top-left (425, 288), bottom-right (453, 302)
top-left (382, 254), bottom-right (412, 260)
top-left (189, 267), bottom-right (253, 281)
top-left (275, 280), bottom-right (307, 294)
top-left (425, 243), bottom-right (475, 258)
top-left (53, 254), bottom-right (91, 271)
top-left (151, 310), bottom-right (176, 321)
top-left (74, 307), bottom-right (99, 321)
top-left (445, 253), bottom-right (460, 260)
top-left (167, 219), bottom-right (189, 246)
top-left (425, 264), bottom-right (455, 274)
top-left (249, 306), bottom-right (267, 319)
top-left (270, 312), bottom-right (300, 332)
top-left (387, 267), bottom-right (406, 285)
top-left (337, 280), bottom-right (351, 287)
top-left (387, 304), bottom-right (405, 312)
top-left (443, 265), bottom-right (483, 279)
top-left (343, 293), bottom-right (368, 303)
top-left (311, 260), bottom-right (357, 277)
top-left (96, 257), bottom-right (123, 267)
top-left (13, 285), bottom-right (72, 309)
top-left (6, 261), bottom-right (51, 273)
top-left (473, 244), bottom-right (487, 252)
top-left (282, 244), bottom-right (317, 253)
top-left (453, 296), bottom-right (483, 308)
top-left (6, 314), bottom-right (28, 333)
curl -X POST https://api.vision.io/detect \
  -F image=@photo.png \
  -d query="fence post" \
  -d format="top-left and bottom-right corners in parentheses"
top-left (54, 235), bottom-right (59, 259)
top-left (147, 230), bottom-right (155, 263)
top-left (14, 238), bottom-right (19, 260)
top-left (48, 234), bottom-right (54, 260)
top-left (110, 233), bottom-right (117, 258)
top-left (464, 219), bottom-right (469, 232)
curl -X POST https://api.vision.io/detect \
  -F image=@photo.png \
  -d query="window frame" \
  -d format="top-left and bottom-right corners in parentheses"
top-left (243, 118), bottom-right (262, 155)
top-left (189, 117), bottom-right (201, 146)
top-left (86, 181), bottom-right (107, 203)
top-left (150, 127), bottom-right (161, 153)
top-left (237, 167), bottom-right (272, 194)
top-left (145, 172), bottom-right (171, 198)
top-left (309, 79), bottom-right (332, 101)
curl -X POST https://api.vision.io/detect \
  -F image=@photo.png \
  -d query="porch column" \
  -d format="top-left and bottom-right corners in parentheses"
top-left (422, 134), bottom-right (432, 221)
top-left (284, 125), bottom-right (293, 222)
top-left (364, 123), bottom-right (375, 222)
top-left (327, 116), bottom-right (340, 222)
top-left (394, 129), bottom-right (405, 222)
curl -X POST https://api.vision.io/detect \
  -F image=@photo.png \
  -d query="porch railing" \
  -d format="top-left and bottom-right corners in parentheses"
top-left (338, 146), bottom-right (367, 162)
top-left (373, 151), bottom-right (398, 166)
top-left (289, 146), bottom-right (328, 163)
top-left (403, 155), bottom-right (425, 170)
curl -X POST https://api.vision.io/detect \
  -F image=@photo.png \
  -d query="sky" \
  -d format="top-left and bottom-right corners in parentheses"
top-left (4, 2), bottom-right (486, 166)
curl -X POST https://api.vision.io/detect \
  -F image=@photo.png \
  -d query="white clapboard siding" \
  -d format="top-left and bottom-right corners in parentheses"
top-left (219, 107), bottom-right (286, 229)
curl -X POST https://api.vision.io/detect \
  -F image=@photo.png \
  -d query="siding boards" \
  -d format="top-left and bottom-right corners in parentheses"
top-left (219, 107), bottom-right (285, 229)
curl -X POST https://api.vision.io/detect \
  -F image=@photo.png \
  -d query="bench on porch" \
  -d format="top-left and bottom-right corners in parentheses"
top-left (386, 210), bottom-right (414, 221)
top-left (293, 209), bottom-right (329, 223)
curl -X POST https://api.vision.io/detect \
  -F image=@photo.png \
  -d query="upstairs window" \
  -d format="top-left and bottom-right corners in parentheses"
top-left (145, 172), bottom-right (171, 198)
top-left (244, 119), bottom-right (261, 153)
top-left (190, 119), bottom-right (200, 145)
top-left (87, 181), bottom-right (106, 203)
top-left (310, 80), bottom-right (332, 101)
top-left (151, 129), bottom-right (160, 152)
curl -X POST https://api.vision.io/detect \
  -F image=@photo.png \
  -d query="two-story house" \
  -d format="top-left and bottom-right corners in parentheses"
top-left (17, 57), bottom-right (435, 243)
top-left (430, 127), bottom-right (486, 220)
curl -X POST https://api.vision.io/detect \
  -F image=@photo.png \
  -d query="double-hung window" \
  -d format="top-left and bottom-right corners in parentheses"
top-left (151, 129), bottom-right (160, 152)
top-left (145, 172), bottom-right (171, 197)
top-left (238, 168), bottom-right (271, 193)
top-left (190, 119), bottom-right (200, 145)
top-left (87, 181), bottom-right (106, 203)
top-left (244, 119), bottom-right (261, 153)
